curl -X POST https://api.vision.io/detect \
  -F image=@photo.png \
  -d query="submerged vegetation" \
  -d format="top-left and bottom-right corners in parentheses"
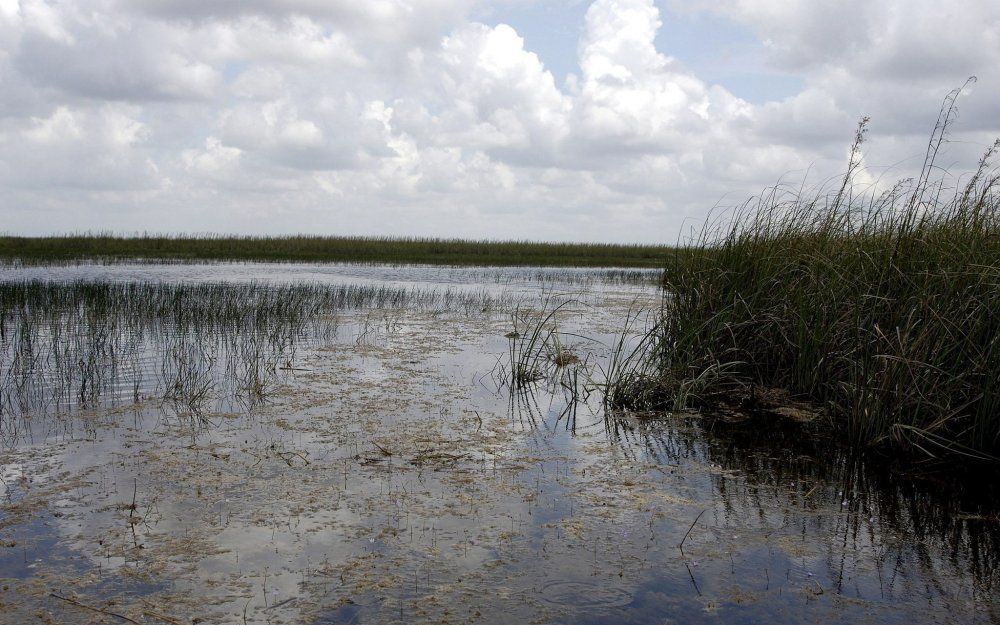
top-left (0, 234), bottom-right (673, 268)
top-left (3, 268), bottom-right (996, 625)
top-left (1, 243), bottom-right (998, 622)
top-left (0, 280), bottom-right (516, 424)
top-left (631, 91), bottom-right (1000, 461)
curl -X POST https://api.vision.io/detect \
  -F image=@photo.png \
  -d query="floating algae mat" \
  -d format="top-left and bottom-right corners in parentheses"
top-left (0, 263), bottom-right (998, 624)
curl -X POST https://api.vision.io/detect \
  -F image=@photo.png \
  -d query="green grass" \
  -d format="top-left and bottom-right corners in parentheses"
top-left (636, 98), bottom-right (1000, 460)
top-left (0, 279), bottom-right (518, 417)
top-left (0, 234), bottom-right (673, 268)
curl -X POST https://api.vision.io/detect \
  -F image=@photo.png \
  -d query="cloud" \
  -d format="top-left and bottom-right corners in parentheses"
top-left (122, 0), bottom-right (474, 56)
top-left (0, 0), bottom-right (997, 241)
top-left (690, 0), bottom-right (1000, 78)
top-left (571, 0), bottom-right (752, 158)
top-left (680, 0), bottom-right (1000, 137)
top-left (428, 22), bottom-right (570, 161)
top-left (1, 104), bottom-right (159, 192)
top-left (11, 1), bottom-right (220, 102)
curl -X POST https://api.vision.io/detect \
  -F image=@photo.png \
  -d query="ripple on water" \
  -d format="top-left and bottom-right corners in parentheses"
top-left (539, 580), bottom-right (634, 609)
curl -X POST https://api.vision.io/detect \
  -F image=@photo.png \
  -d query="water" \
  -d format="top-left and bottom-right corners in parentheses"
top-left (0, 260), bottom-right (660, 290)
top-left (0, 262), bottom-right (996, 624)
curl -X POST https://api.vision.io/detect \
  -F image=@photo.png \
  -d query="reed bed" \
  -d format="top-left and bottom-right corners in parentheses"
top-left (0, 235), bottom-right (672, 268)
top-left (636, 97), bottom-right (1000, 460)
top-left (0, 280), bottom-right (517, 425)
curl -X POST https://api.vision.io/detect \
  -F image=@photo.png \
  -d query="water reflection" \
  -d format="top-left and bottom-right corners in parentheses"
top-left (0, 265), bottom-right (996, 625)
top-left (601, 413), bottom-right (1000, 623)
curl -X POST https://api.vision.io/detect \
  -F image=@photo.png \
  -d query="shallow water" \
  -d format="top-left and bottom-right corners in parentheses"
top-left (0, 260), bottom-right (660, 290)
top-left (0, 263), bottom-right (997, 624)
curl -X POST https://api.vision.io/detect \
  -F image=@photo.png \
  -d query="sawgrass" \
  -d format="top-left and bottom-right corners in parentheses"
top-left (628, 89), bottom-right (1000, 460)
top-left (0, 234), bottom-right (672, 268)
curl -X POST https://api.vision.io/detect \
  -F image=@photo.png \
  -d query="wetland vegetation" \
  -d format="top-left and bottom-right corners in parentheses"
top-left (0, 235), bottom-right (673, 268)
top-left (0, 278), bottom-right (522, 426)
top-left (0, 262), bottom-right (998, 624)
top-left (1, 108), bottom-right (998, 625)
top-left (617, 109), bottom-right (1000, 463)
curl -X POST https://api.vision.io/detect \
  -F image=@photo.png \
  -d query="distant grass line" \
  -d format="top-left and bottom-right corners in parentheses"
top-left (617, 92), bottom-right (1000, 461)
top-left (0, 234), bottom-right (673, 268)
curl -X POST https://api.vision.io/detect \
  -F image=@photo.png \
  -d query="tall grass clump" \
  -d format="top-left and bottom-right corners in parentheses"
top-left (649, 86), bottom-right (1000, 459)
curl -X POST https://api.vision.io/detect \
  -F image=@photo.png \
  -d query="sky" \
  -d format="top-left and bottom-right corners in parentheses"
top-left (0, 0), bottom-right (998, 243)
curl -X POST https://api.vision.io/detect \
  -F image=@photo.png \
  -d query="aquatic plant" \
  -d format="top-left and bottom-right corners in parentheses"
top-left (0, 234), bottom-right (673, 268)
top-left (0, 279), bottom-right (519, 424)
top-left (504, 302), bottom-right (567, 388)
top-left (640, 85), bottom-right (1000, 459)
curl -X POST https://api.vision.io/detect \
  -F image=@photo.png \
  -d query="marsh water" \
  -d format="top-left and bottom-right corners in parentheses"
top-left (1, 262), bottom-right (997, 624)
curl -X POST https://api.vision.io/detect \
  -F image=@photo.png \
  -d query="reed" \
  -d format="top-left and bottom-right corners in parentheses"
top-left (503, 302), bottom-right (566, 388)
top-left (642, 88), bottom-right (1000, 459)
top-left (0, 280), bottom-right (518, 423)
top-left (0, 235), bottom-right (672, 268)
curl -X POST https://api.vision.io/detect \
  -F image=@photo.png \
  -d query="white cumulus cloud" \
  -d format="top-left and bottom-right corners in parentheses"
top-left (0, 0), bottom-right (997, 241)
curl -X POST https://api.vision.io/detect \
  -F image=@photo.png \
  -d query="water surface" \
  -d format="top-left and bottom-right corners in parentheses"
top-left (0, 263), bottom-right (996, 624)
